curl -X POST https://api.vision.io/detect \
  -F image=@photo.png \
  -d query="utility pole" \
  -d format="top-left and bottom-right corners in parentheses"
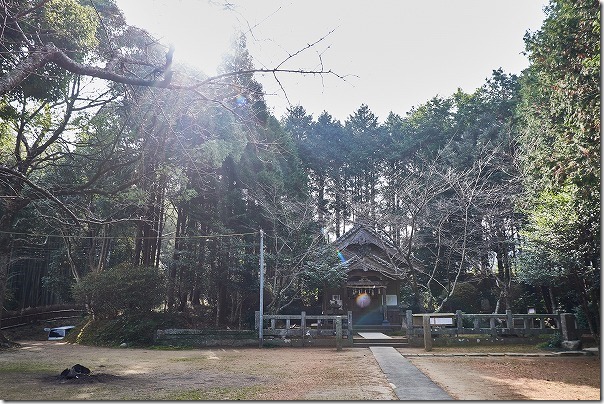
top-left (259, 228), bottom-right (264, 348)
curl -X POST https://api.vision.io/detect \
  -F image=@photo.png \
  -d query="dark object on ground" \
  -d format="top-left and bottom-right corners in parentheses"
top-left (60, 364), bottom-right (91, 379)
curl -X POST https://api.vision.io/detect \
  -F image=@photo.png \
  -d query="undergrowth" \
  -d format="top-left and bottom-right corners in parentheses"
top-left (64, 312), bottom-right (190, 347)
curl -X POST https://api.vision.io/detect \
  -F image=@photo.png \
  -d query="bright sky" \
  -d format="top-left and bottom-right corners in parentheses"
top-left (115, 0), bottom-right (549, 123)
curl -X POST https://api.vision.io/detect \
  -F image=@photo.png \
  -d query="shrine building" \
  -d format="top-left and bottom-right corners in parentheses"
top-left (323, 223), bottom-right (405, 327)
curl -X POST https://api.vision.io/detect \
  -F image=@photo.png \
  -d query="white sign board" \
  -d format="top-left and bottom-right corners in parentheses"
top-left (385, 295), bottom-right (397, 306)
top-left (430, 317), bottom-right (454, 325)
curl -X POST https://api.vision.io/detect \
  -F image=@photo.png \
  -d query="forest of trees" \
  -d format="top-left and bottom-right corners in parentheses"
top-left (0, 0), bottom-right (599, 340)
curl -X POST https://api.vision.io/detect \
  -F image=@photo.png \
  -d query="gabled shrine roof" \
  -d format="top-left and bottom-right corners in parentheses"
top-left (341, 253), bottom-right (402, 280)
top-left (334, 223), bottom-right (405, 279)
top-left (334, 223), bottom-right (398, 257)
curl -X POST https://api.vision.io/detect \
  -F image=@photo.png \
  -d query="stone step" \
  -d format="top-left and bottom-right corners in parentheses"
top-left (352, 324), bottom-right (402, 332)
top-left (353, 337), bottom-right (409, 348)
top-left (353, 341), bottom-right (409, 348)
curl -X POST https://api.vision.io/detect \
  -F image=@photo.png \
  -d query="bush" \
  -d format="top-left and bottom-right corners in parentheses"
top-left (67, 312), bottom-right (190, 347)
top-left (73, 263), bottom-right (166, 319)
top-left (536, 332), bottom-right (562, 350)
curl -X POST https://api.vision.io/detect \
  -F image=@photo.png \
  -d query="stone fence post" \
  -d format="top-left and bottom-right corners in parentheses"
top-left (455, 310), bottom-right (463, 334)
top-left (301, 311), bottom-right (306, 347)
top-left (336, 316), bottom-right (342, 351)
top-left (560, 313), bottom-right (579, 341)
top-left (423, 314), bottom-right (432, 351)
top-left (406, 310), bottom-right (413, 341)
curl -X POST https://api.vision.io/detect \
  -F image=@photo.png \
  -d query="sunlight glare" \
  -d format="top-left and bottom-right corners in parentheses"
top-left (116, 0), bottom-right (237, 75)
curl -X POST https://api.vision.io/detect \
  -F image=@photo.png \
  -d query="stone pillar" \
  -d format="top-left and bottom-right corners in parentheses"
top-left (506, 310), bottom-right (514, 331)
top-left (423, 315), bottom-right (432, 352)
top-left (301, 311), bottom-right (306, 347)
top-left (560, 313), bottom-right (579, 341)
top-left (336, 316), bottom-right (342, 351)
top-left (347, 311), bottom-right (353, 346)
top-left (405, 310), bottom-right (413, 342)
top-left (490, 317), bottom-right (497, 337)
top-left (456, 310), bottom-right (463, 335)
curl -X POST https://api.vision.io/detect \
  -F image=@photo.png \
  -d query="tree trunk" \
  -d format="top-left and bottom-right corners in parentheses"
top-left (540, 285), bottom-right (553, 313)
top-left (548, 285), bottom-right (556, 313)
top-left (574, 273), bottom-right (599, 345)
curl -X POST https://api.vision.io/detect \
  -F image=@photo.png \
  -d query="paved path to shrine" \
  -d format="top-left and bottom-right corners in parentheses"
top-left (370, 346), bottom-right (453, 400)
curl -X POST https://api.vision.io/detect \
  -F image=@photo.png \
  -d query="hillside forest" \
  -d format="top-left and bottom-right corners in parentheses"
top-left (0, 0), bottom-right (600, 342)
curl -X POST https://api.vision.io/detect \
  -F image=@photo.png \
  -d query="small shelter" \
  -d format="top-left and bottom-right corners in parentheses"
top-left (324, 223), bottom-right (405, 326)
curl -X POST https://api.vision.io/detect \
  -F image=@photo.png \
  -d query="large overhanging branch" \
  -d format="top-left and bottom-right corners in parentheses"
top-left (0, 41), bottom-right (345, 98)
top-left (0, 42), bottom-right (175, 96)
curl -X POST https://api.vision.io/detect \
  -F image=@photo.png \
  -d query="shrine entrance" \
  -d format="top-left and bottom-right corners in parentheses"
top-left (347, 276), bottom-right (388, 325)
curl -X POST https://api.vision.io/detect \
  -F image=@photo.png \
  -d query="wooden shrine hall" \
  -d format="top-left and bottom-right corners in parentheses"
top-left (324, 224), bottom-right (405, 327)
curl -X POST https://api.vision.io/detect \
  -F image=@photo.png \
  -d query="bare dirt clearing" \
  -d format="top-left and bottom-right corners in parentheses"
top-left (0, 341), bottom-right (394, 400)
top-left (0, 341), bottom-right (599, 400)
top-left (407, 354), bottom-right (600, 400)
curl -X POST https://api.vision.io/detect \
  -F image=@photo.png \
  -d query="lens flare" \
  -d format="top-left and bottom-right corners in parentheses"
top-left (235, 95), bottom-right (247, 107)
top-left (355, 293), bottom-right (371, 308)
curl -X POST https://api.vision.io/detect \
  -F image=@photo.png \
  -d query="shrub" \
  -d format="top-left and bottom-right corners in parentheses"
top-left (536, 332), bottom-right (562, 350)
top-left (67, 312), bottom-right (190, 346)
top-left (73, 263), bottom-right (166, 319)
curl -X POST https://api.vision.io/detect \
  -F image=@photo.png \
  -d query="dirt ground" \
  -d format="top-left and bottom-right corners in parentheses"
top-left (407, 352), bottom-right (600, 400)
top-left (0, 340), bottom-right (600, 400)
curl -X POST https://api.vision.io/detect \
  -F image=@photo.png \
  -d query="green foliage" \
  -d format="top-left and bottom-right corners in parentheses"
top-left (519, 0), bottom-right (600, 203)
top-left (5, 0), bottom-right (100, 100)
top-left (516, 0), bottom-right (600, 333)
top-left (301, 245), bottom-right (346, 289)
top-left (73, 264), bottom-right (166, 319)
top-left (69, 312), bottom-right (189, 346)
top-left (542, 332), bottom-right (562, 349)
top-left (516, 186), bottom-right (578, 286)
top-left (41, 0), bottom-right (100, 53)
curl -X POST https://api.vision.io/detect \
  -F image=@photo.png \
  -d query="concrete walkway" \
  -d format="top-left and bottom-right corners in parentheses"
top-left (370, 346), bottom-right (453, 400)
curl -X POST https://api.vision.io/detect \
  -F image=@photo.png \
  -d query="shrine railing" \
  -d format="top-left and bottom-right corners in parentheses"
top-left (255, 311), bottom-right (353, 348)
top-left (404, 310), bottom-right (585, 339)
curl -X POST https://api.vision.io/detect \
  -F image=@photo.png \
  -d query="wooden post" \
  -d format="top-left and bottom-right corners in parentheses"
top-left (506, 310), bottom-right (513, 332)
top-left (455, 310), bottom-right (463, 335)
top-left (336, 316), bottom-right (342, 351)
top-left (301, 311), bottom-right (306, 347)
top-left (423, 314), bottom-right (432, 351)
